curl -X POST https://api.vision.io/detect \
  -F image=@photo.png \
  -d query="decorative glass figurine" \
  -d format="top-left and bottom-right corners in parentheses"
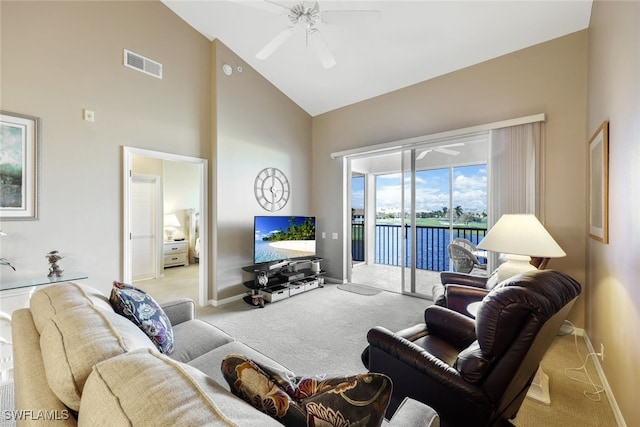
top-left (46, 250), bottom-right (64, 277)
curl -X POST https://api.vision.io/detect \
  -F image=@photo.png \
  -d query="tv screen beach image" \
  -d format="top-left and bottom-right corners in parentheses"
top-left (254, 216), bottom-right (316, 264)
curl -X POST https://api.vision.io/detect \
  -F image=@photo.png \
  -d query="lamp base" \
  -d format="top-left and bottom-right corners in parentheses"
top-left (497, 254), bottom-right (537, 282)
top-left (527, 367), bottom-right (551, 405)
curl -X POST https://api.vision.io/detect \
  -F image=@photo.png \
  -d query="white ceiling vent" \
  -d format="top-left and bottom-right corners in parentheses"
top-left (124, 49), bottom-right (162, 79)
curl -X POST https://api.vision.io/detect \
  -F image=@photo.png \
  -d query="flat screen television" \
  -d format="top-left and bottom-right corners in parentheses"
top-left (254, 216), bottom-right (316, 265)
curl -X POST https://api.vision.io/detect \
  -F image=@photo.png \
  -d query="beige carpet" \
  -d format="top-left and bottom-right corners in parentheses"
top-left (514, 333), bottom-right (617, 426)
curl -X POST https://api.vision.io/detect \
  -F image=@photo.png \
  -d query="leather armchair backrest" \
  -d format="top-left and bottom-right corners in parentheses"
top-left (453, 270), bottom-right (581, 390)
top-left (454, 286), bottom-right (545, 383)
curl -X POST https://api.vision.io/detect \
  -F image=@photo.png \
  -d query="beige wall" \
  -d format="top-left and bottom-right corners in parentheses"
top-left (212, 40), bottom-right (312, 301)
top-left (0, 1), bottom-right (211, 291)
top-left (313, 31), bottom-right (589, 327)
top-left (0, 2), bottom-right (313, 304)
top-left (587, 1), bottom-right (639, 425)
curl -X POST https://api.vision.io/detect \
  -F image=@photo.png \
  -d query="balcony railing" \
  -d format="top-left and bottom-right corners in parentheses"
top-left (351, 223), bottom-right (487, 271)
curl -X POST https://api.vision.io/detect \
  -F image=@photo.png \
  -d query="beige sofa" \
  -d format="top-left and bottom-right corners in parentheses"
top-left (11, 282), bottom-right (439, 426)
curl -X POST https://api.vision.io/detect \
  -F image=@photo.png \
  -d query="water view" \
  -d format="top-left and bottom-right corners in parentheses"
top-left (352, 164), bottom-right (488, 272)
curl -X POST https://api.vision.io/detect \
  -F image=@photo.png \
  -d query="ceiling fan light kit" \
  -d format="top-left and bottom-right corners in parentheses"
top-left (256, 1), bottom-right (380, 69)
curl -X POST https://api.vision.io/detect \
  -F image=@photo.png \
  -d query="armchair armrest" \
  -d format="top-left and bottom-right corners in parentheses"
top-left (161, 298), bottom-right (195, 325)
top-left (363, 324), bottom-right (430, 369)
top-left (395, 322), bottom-right (430, 342)
top-left (423, 305), bottom-right (476, 348)
top-left (367, 326), bottom-right (459, 380)
top-left (385, 397), bottom-right (439, 427)
top-left (444, 285), bottom-right (490, 317)
top-left (440, 272), bottom-right (488, 288)
top-left (367, 327), bottom-right (485, 400)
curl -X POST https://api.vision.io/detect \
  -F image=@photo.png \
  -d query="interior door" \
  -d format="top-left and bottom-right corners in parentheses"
top-left (131, 174), bottom-right (161, 281)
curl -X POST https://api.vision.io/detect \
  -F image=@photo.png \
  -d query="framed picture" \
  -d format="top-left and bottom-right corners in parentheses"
top-left (0, 111), bottom-right (40, 220)
top-left (588, 121), bottom-right (609, 243)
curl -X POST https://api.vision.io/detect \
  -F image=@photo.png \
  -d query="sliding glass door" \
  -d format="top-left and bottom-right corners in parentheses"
top-left (349, 135), bottom-right (489, 298)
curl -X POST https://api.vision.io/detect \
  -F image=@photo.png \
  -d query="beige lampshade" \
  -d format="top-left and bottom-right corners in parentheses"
top-left (164, 214), bottom-right (181, 228)
top-left (477, 214), bottom-right (566, 258)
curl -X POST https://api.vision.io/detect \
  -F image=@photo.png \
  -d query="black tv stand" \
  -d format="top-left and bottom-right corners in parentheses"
top-left (241, 257), bottom-right (324, 308)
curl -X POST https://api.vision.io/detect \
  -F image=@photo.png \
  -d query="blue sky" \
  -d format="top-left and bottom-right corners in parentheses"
top-left (254, 216), bottom-right (316, 241)
top-left (352, 164), bottom-right (487, 213)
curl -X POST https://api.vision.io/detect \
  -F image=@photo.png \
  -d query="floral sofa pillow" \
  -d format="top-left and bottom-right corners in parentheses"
top-left (221, 354), bottom-right (392, 427)
top-left (109, 281), bottom-right (174, 354)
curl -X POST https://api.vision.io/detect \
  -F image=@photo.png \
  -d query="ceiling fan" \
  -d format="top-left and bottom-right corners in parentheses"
top-left (254, 1), bottom-right (380, 69)
top-left (416, 143), bottom-right (464, 160)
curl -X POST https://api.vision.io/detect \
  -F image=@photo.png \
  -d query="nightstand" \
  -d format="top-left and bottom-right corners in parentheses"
top-left (163, 240), bottom-right (189, 268)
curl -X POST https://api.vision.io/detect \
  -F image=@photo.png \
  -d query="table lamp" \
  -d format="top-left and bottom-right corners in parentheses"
top-left (477, 214), bottom-right (566, 282)
top-left (164, 214), bottom-right (181, 241)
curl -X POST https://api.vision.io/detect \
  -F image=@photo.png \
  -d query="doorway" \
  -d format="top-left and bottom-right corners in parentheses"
top-left (122, 147), bottom-right (208, 306)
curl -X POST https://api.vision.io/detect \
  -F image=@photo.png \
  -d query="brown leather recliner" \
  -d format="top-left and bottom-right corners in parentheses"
top-left (362, 269), bottom-right (582, 427)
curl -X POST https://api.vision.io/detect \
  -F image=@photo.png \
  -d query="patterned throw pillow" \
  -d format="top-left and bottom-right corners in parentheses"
top-left (109, 281), bottom-right (174, 354)
top-left (221, 354), bottom-right (392, 427)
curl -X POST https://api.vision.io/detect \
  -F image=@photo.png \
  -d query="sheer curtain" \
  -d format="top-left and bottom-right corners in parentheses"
top-left (487, 122), bottom-right (545, 271)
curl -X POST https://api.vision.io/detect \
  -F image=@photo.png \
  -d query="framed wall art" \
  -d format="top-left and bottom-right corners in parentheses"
top-left (588, 120), bottom-right (609, 243)
top-left (0, 111), bottom-right (40, 220)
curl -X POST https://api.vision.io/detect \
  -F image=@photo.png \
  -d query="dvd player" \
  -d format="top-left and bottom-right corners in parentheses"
top-left (279, 271), bottom-right (305, 282)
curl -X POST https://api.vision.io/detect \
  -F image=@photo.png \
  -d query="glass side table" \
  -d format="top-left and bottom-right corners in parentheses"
top-left (0, 271), bottom-right (88, 293)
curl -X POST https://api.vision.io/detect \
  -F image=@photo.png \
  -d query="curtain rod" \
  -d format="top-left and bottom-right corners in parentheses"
top-left (330, 113), bottom-right (545, 159)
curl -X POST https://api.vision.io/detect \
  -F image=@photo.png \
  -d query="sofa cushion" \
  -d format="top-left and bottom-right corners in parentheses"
top-left (110, 281), bottom-right (175, 354)
top-left (188, 340), bottom-right (295, 390)
top-left (221, 354), bottom-right (392, 427)
top-left (169, 319), bottom-right (234, 363)
top-left (29, 282), bottom-right (112, 333)
top-left (40, 304), bottom-right (156, 411)
top-left (78, 348), bottom-right (282, 427)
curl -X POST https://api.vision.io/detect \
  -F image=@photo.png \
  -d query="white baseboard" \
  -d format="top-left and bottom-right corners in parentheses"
top-left (207, 293), bottom-right (245, 307)
top-left (578, 329), bottom-right (627, 427)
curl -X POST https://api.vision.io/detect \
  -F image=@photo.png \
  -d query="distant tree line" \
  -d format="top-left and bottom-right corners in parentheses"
top-left (0, 164), bottom-right (21, 185)
top-left (262, 217), bottom-right (315, 242)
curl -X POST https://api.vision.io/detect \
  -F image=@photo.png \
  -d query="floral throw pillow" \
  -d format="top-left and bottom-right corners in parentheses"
top-left (109, 281), bottom-right (174, 354)
top-left (221, 354), bottom-right (392, 427)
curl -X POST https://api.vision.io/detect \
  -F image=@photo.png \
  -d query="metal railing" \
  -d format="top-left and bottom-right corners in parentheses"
top-left (352, 223), bottom-right (487, 271)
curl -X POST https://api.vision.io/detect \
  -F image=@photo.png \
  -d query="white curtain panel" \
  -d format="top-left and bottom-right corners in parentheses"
top-left (487, 122), bottom-right (545, 271)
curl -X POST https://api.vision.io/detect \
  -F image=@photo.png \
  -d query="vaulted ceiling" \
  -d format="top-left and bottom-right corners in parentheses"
top-left (162, 1), bottom-right (592, 116)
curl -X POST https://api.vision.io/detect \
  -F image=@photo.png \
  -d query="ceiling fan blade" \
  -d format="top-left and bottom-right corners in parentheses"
top-left (309, 29), bottom-right (336, 69)
top-left (416, 149), bottom-right (432, 160)
top-left (322, 10), bottom-right (381, 25)
top-left (434, 148), bottom-right (460, 156)
top-left (440, 142), bottom-right (465, 149)
top-left (256, 26), bottom-right (296, 59)
top-left (225, 0), bottom-right (289, 14)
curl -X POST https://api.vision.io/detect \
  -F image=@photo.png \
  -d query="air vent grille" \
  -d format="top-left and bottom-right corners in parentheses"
top-left (124, 49), bottom-right (163, 79)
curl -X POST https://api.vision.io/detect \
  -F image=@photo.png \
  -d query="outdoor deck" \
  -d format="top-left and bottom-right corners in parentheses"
top-left (349, 223), bottom-right (489, 299)
top-left (350, 263), bottom-right (488, 299)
